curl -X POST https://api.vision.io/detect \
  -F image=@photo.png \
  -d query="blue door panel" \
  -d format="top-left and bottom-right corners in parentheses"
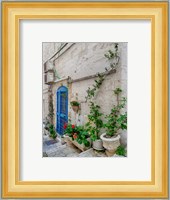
top-left (56, 86), bottom-right (68, 135)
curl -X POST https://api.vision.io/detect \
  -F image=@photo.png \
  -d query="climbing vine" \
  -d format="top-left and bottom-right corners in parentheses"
top-left (46, 87), bottom-right (57, 139)
top-left (85, 72), bottom-right (105, 140)
top-left (104, 88), bottom-right (127, 138)
top-left (84, 43), bottom-right (121, 141)
top-left (48, 88), bottom-right (54, 124)
top-left (85, 102), bottom-right (103, 141)
top-left (104, 43), bottom-right (120, 69)
top-left (85, 73), bottom-right (105, 101)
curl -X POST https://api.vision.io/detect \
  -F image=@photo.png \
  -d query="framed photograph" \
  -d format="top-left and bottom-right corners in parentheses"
top-left (2, 2), bottom-right (168, 198)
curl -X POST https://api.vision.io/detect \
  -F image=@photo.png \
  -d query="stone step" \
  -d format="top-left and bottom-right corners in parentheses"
top-left (47, 144), bottom-right (81, 157)
top-left (43, 136), bottom-right (125, 157)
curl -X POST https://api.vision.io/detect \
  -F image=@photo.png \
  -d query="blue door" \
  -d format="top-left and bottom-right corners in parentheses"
top-left (56, 86), bottom-right (68, 135)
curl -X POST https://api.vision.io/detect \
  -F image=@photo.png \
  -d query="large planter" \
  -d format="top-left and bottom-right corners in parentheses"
top-left (72, 138), bottom-right (91, 152)
top-left (100, 133), bottom-right (120, 157)
top-left (64, 135), bottom-right (91, 152)
top-left (92, 139), bottom-right (104, 151)
top-left (63, 135), bottom-right (71, 143)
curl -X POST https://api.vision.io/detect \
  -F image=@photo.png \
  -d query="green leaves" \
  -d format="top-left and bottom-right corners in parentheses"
top-left (86, 102), bottom-right (104, 140)
top-left (104, 50), bottom-right (119, 60)
top-left (105, 91), bottom-right (127, 137)
top-left (104, 43), bottom-right (119, 60)
top-left (48, 124), bottom-right (57, 139)
top-left (64, 124), bottom-right (90, 147)
top-left (70, 101), bottom-right (80, 106)
top-left (85, 73), bottom-right (105, 101)
top-left (115, 146), bottom-right (126, 156)
top-left (114, 87), bottom-right (122, 95)
top-left (48, 92), bottom-right (54, 124)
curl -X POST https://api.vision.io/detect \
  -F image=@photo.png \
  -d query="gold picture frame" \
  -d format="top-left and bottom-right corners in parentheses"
top-left (2, 2), bottom-right (168, 198)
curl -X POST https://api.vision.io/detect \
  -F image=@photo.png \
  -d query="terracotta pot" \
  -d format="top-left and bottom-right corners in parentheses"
top-left (92, 139), bottom-right (104, 151)
top-left (100, 133), bottom-right (120, 157)
top-left (71, 105), bottom-right (79, 112)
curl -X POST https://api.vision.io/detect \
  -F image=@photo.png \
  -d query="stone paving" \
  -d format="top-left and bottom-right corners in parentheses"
top-left (43, 135), bottom-right (124, 157)
top-left (43, 135), bottom-right (82, 157)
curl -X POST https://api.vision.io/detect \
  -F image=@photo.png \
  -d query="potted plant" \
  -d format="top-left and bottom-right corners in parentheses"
top-left (70, 101), bottom-right (80, 112)
top-left (63, 123), bottom-right (91, 151)
top-left (49, 124), bottom-right (57, 140)
top-left (85, 102), bottom-right (104, 151)
top-left (100, 88), bottom-right (127, 156)
top-left (115, 145), bottom-right (127, 157)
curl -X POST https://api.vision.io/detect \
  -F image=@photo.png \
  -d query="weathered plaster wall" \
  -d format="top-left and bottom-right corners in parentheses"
top-left (43, 42), bottom-right (127, 147)
top-left (52, 43), bottom-right (127, 114)
top-left (42, 43), bottom-right (64, 119)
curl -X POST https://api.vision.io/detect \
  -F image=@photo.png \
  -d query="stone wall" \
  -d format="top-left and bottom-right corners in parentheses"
top-left (43, 42), bottom-right (127, 146)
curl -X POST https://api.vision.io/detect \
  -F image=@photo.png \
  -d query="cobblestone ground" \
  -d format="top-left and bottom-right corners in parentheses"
top-left (43, 135), bottom-right (109, 157)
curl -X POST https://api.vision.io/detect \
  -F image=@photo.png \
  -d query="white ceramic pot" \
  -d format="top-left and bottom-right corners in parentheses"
top-left (92, 139), bottom-right (104, 151)
top-left (100, 133), bottom-right (120, 156)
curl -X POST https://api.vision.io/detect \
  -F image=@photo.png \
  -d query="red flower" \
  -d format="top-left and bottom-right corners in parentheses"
top-left (63, 123), bottom-right (67, 129)
top-left (73, 133), bottom-right (77, 139)
top-left (72, 124), bottom-right (75, 129)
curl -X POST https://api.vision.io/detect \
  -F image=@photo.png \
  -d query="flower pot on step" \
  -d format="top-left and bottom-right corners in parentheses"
top-left (72, 137), bottom-right (91, 152)
top-left (100, 133), bottom-right (120, 157)
top-left (64, 136), bottom-right (91, 151)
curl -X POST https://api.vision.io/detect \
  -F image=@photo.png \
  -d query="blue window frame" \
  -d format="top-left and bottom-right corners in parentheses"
top-left (56, 86), bottom-right (68, 135)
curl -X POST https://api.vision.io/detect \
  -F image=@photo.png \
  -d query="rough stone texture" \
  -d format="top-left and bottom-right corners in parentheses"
top-left (102, 138), bottom-right (120, 155)
top-left (43, 135), bottom-right (125, 158)
top-left (43, 135), bottom-right (81, 157)
top-left (79, 148), bottom-right (107, 157)
top-left (42, 43), bottom-right (127, 148)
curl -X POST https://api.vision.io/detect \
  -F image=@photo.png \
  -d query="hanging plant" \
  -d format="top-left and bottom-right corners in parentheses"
top-left (70, 101), bottom-right (80, 112)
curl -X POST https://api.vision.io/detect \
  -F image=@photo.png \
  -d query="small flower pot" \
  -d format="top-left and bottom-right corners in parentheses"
top-left (71, 105), bottom-right (79, 112)
top-left (92, 139), bottom-right (104, 151)
top-left (100, 133), bottom-right (120, 157)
